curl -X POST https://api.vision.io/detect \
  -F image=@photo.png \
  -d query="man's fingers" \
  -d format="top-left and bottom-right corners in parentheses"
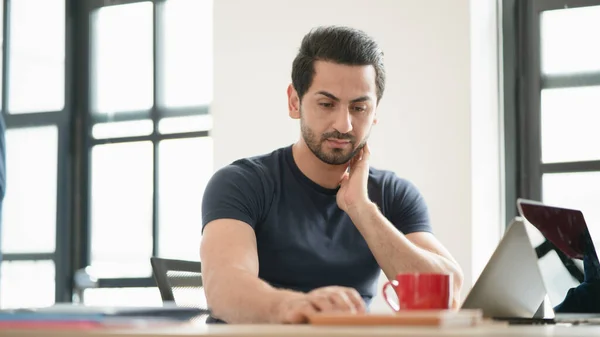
top-left (328, 292), bottom-right (355, 312)
top-left (309, 295), bottom-right (335, 312)
top-left (362, 143), bottom-right (371, 160)
top-left (307, 287), bottom-right (366, 315)
top-left (348, 150), bottom-right (363, 174)
top-left (282, 301), bottom-right (318, 324)
top-left (344, 289), bottom-right (367, 313)
top-left (339, 172), bottom-right (350, 185)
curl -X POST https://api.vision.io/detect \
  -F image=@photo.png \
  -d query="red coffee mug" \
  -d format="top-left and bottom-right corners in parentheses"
top-left (382, 273), bottom-right (452, 311)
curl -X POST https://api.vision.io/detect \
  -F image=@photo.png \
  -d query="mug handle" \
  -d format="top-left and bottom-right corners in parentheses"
top-left (382, 279), bottom-right (400, 312)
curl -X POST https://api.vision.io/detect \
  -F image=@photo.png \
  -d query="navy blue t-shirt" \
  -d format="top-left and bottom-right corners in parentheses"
top-left (201, 145), bottom-right (432, 320)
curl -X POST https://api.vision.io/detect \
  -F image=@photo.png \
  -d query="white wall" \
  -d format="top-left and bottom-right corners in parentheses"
top-left (212, 0), bottom-right (502, 312)
top-left (470, 0), bottom-right (504, 283)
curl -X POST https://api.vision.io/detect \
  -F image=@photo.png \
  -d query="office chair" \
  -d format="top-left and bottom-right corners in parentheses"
top-left (150, 257), bottom-right (209, 317)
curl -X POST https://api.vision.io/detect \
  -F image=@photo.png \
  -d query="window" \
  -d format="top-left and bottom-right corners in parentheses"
top-left (90, 141), bottom-right (154, 278)
top-left (0, 0), bottom-right (213, 308)
top-left (505, 0), bottom-right (600, 230)
top-left (162, 0), bottom-right (213, 108)
top-left (80, 0), bottom-right (213, 304)
top-left (538, 4), bottom-right (600, 245)
top-left (504, 0), bottom-right (600, 309)
top-left (0, 261), bottom-right (55, 309)
top-left (507, 0), bottom-right (600, 234)
top-left (8, 0), bottom-right (65, 114)
top-left (0, 0), bottom-right (67, 308)
top-left (2, 126), bottom-right (58, 254)
top-left (158, 137), bottom-right (213, 260)
top-left (92, 2), bottom-right (153, 114)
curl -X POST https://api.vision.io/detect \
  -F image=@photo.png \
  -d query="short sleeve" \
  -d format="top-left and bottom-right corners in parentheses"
top-left (388, 177), bottom-right (433, 235)
top-left (201, 161), bottom-right (270, 232)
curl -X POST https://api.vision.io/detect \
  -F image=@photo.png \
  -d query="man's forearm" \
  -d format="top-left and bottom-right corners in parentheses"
top-left (205, 269), bottom-right (302, 323)
top-left (347, 202), bottom-right (462, 285)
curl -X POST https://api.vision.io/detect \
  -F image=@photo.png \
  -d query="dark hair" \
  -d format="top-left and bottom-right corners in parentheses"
top-left (291, 26), bottom-right (386, 103)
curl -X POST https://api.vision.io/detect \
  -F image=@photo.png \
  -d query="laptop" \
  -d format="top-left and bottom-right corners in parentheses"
top-left (516, 199), bottom-right (600, 324)
top-left (461, 217), bottom-right (550, 322)
top-left (461, 200), bottom-right (600, 324)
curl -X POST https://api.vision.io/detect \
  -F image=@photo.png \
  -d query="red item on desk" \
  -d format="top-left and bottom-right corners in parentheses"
top-left (382, 273), bottom-right (452, 311)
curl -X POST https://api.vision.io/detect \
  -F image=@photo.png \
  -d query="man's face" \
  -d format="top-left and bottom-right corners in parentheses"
top-left (290, 61), bottom-right (378, 165)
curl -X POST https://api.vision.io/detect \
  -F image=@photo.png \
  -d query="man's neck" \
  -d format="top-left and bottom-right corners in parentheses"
top-left (291, 141), bottom-right (348, 190)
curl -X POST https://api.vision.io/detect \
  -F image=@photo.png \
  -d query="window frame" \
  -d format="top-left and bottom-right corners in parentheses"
top-left (503, 0), bottom-right (600, 283)
top-left (73, 0), bottom-right (211, 298)
top-left (0, 0), bottom-right (212, 305)
top-left (1, 0), bottom-right (73, 304)
top-left (503, 0), bottom-right (600, 220)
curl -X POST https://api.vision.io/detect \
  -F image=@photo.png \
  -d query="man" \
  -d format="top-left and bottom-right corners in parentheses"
top-left (200, 26), bottom-right (463, 324)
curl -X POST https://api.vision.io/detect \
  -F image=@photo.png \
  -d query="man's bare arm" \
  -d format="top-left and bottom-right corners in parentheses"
top-left (201, 219), bottom-right (365, 323)
top-left (201, 219), bottom-right (304, 323)
top-left (347, 203), bottom-right (464, 306)
top-left (336, 145), bottom-right (463, 307)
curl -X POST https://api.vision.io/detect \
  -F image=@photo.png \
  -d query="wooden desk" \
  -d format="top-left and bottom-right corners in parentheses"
top-left (1, 323), bottom-right (600, 337)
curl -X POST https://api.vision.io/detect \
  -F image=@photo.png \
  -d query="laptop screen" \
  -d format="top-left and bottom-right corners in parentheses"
top-left (517, 199), bottom-right (600, 311)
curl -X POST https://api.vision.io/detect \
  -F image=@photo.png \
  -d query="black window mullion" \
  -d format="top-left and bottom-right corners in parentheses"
top-left (97, 277), bottom-right (155, 288)
top-left (520, 0), bottom-right (543, 202)
top-left (3, 253), bottom-right (55, 261)
top-left (90, 130), bottom-right (209, 146)
top-left (88, 0), bottom-right (150, 10)
top-left (70, 0), bottom-right (93, 303)
top-left (541, 72), bottom-right (600, 89)
top-left (541, 161), bottom-right (600, 174)
top-left (54, 0), bottom-right (79, 304)
top-left (55, 121), bottom-right (72, 303)
top-left (3, 112), bottom-right (65, 128)
top-left (503, 0), bottom-right (523, 222)
top-left (533, 0), bottom-right (600, 12)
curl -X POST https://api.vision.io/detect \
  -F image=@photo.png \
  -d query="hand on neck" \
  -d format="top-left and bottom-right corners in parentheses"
top-left (292, 141), bottom-right (349, 190)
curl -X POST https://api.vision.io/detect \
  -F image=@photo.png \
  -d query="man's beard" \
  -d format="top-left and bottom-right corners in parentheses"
top-left (300, 116), bottom-right (367, 165)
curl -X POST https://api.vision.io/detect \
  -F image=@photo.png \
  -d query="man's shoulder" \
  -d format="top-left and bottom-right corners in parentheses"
top-left (202, 146), bottom-right (291, 229)
top-left (234, 146), bottom-right (288, 167)
top-left (213, 145), bottom-right (289, 183)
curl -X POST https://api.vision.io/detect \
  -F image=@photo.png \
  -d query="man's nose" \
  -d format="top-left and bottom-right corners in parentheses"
top-left (332, 108), bottom-right (353, 134)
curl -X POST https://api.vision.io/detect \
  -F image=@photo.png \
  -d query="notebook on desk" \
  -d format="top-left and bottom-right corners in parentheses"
top-left (0, 303), bottom-right (209, 323)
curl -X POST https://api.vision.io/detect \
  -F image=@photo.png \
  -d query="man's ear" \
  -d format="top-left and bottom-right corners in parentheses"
top-left (373, 112), bottom-right (379, 125)
top-left (288, 84), bottom-right (301, 119)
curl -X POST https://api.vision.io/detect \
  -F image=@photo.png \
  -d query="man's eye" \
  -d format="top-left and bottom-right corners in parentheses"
top-left (352, 106), bottom-right (367, 112)
top-left (319, 103), bottom-right (334, 108)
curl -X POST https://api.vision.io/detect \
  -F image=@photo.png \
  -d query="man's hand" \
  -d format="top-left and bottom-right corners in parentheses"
top-left (274, 286), bottom-right (366, 324)
top-left (337, 143), bottom-right (371, 213)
